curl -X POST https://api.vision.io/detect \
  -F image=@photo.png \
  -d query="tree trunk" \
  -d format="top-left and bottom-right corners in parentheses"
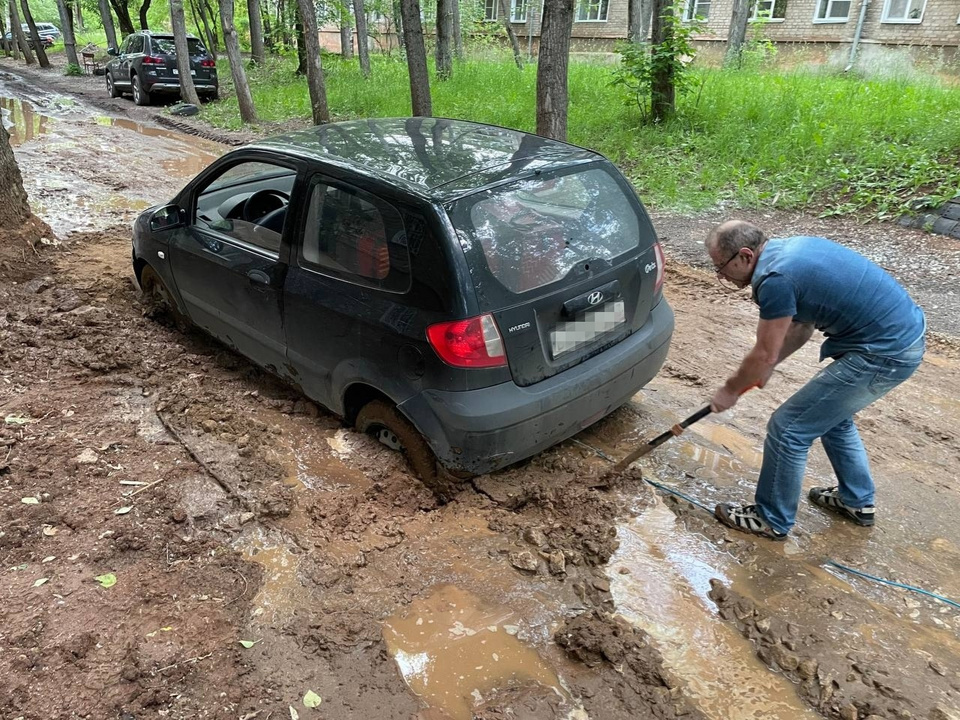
top-left (725, 0), bottom-right (751, 67)
top-left (399, 0), bottom-right (430, 116)
top-left (219, 0), bottom-right (258, 122)
top-left (170, 0), bottom-right (201, 104)
top-left (294, 9), bottom-right (305, 75)
top-left (75, 0), bottom-right (85, 28)
top-left (247, 0), bottom-right (264, 63)
top-left (98, 0), bottom-right (119, 48)
top-left (200, 0), bottom-right (220, 49)
top-left (498, 0), bottom-right (522, 69)
top-left (21, 0), bottom-right (50, 67)
top-left (261, 3), bottom-right (273, 51)
top-left (451, 0), bottom-right (462, 60)
top-left (536, 0), bottom-right (574, 141)
top-left (650, 0), bottom-right (674, 122)
top-left (435, 0), bottom-right (452, 80)
top-left (296, 0), bottom-right (329, 124)
top-left (0, 14), bottom-right (11, 58)
top-left (55, 0), bottom-right (80, 65)
top-left (352, 0), bottom-right (370, 76)
top-left (189, 0), bottom-right (217, 58)
top-left (641, 0), bottom-right (653, 38)
top-left (9, 0), bottom-right (36, 65)
top-left (627, 0), bottom-right (642, 41)
top-left (393, 0), bottom-right (403, 50)
top-left (0, 124), bottom-right (31, 230)
top-left (280, 0), bottom-right (292, 46)
top-left (340, 18), bottom-right (353, 59)
top-left (138, 0), bottom-right (151, 28)
top-left (109, 0), bottom-right (136, 36)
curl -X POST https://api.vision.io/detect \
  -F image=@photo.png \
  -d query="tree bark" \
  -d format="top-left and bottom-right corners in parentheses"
top-left (109, 0), bottom-right (136, 36)
top-left (641, 0), bottom-right (653, 38)
top-left (9, 0), bottom-right (36, 65)
top-left (725, 0), bottom-right (751, 67)
top-left (294, 9), bottom-right (305, 75)
top-left (247, 0), bottom-right (264, 63)
top-left (435, 0), bottom-right (452, 80)
top-left (650, 0), bottom-right (674, 122)
top-left (55, 0), bottom-right (80, 65)
top-left (399, 0), bottom-right (430, 116)
top-left (352, 0), bottom-right (370, 76)
top-left (260, 3), bottom-right (273, 51)
top-left (497, 0), bottom-right (522, 69)
top-left (21, 0), bottom-right (50, 67)
top-left (451, 0), bottom-right (462, 60)
top-left (340, 18), bottom-right (353, 59)
top-left (393, 0), bottom-right (403, 50)
top-left (75, 0), bottom-right (85, 28)
top-left (98, 0), bottom-right (119, 48)
top-left (627, 0), bottom-right (642, 41)
top-left (296, 0), bottom-right (329, 124)
top-left (200, 0), bottom-right (220, 49)
top-left (188, 0), bottom-right (217, 57)
top-left (536, 0), bottom-right (574, 141)
top-left (170, 0), bottom-right (201, 104)
top-left (0, 13), bottom-right (11, 58)
top-left (218, 0), bottom-right (258, 122)
top-left (138, 0), bottom-right (151, 28)
top-left (0, 123), bottom-right (31, 229)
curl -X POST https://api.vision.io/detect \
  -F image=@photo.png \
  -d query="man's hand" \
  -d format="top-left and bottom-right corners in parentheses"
top-left (711, 385), bottom-right (740, 413)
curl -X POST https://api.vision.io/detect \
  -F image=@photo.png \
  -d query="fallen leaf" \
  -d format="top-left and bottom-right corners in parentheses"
top-left (289, 706), bottom-right (300, 720)
top-left (161, 626), bottom-right (173, 632)
top-left (238, 639), bottom-right (260, 649)
top-left (114, 506), bottom-right (133, 515)
top-left (33, 578), bottom-right (48, 587)
top-left (95, 573), bottom-right (117, 588)
top-left (42, 556), bottom-right (55, 563)
top-left (21, 497), bottom-right (39, 505)
top-left (5, 414), bottom-right (34, 425)
top-left (146, 630), bottom-right (158, 638)
top-left (42, 525), bottom-right (58, 536)
top-left (303, 690), bottom-right (322, 708)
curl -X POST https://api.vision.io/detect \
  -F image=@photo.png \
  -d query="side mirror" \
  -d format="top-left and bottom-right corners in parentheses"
top-left (107, 47), bottom-right (118, 56)
top-left (149, 204), bottom-right (186, 232)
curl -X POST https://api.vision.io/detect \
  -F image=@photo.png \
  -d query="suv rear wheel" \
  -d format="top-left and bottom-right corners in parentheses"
top-left (355, 400), bottom-right (466, 501)
top-left (132, 74), bottom-right (151, 106)
top-left (106, 72), bottom-right (122, 98)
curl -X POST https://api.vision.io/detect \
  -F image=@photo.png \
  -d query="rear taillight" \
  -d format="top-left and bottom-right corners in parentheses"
top-left (142, 55), bottom-right (165, 64)
top-left (426, 314), bottom-right (506, 369)
top-left (201, 59), bottom-right (215, 67)
top-left (653, 241), bottom-right (665, 295)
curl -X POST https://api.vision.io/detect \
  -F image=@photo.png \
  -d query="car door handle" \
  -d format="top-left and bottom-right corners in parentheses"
top-left (247, 269), bottom-right (271, 286)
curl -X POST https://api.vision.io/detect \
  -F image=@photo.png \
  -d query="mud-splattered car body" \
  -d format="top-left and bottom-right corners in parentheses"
top-left (132, 118), bottom-right (673, 478)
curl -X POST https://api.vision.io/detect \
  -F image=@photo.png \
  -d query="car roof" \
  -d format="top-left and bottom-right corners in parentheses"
top-left (245, 118), bottom-right (601, 202)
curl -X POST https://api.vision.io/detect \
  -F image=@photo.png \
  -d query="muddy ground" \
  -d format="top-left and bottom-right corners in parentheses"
top-left (2, 65), bottom-right (960, 720)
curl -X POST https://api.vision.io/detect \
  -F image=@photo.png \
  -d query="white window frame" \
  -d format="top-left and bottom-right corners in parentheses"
top-left (483, 0), bottom-right (498, 22)
top-left (510, 0), bottom-right (527, 22)
top-left (881, 0), bottom-right (926, 23)
top-left (749, 0), bottom-right (786, 22)
top-left (575, 0), bottom-right (610, 22)
top-left (683, 0), bottom-right (711, 20)
top-left (812, 0), bottom-right (850, 22)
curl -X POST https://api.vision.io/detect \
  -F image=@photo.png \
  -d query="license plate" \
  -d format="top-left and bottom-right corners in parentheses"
top-left (549, 300), bottom-right (626, 358)
top-left (171, 69), bottom-right (196, 75)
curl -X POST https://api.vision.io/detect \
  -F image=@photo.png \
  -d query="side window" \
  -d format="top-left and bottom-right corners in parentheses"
top-left (129, 35), bottom-right (144, 54)
top-left (300, 180), bottom-right (411, 292)
top-left (119, 36), bottom-right (131, 53)
top-left (193, 160), bottom-right (298, 255)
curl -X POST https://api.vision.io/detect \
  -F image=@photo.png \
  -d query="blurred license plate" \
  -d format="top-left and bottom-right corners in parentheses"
top-left (171, 69), bottom-right (196, 75)
top-left (550, 300), bottom-right (625, 357)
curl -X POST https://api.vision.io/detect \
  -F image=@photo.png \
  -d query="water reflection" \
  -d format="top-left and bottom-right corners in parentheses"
top-left (0, 95), bottom-right (51, 145)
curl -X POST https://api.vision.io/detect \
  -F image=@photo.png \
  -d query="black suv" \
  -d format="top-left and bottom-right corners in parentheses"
top-left (132, 119), bottom-right (674, 493)
top-left (105, 31), bottom-right (218, 105)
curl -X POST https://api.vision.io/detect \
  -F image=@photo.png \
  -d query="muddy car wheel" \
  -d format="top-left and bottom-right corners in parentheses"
top-left (355, 400), bottom-right (466, 502)
top-left (132, 74), bottom-right (151, 106)
top-left (106, 72), bottom-right (122, 98)
top-left (140, 265), bottom-right (189, 330)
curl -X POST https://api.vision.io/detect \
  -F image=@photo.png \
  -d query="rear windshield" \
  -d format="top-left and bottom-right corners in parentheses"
top-left (152, 37), bottom-right (206, 55)
top-left (449, 166), bottom-right (641, 294)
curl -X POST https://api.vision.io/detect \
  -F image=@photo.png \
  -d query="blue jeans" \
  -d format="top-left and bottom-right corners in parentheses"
top-left (755, 337), bottom-right (925, 534)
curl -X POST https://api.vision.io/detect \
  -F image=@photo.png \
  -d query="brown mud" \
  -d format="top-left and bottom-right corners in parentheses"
top-left (2, 72), bottom-right (960, 720)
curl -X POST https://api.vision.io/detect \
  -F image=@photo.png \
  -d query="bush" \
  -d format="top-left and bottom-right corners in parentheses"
top-left (64, 63), bottom-right (83, 76)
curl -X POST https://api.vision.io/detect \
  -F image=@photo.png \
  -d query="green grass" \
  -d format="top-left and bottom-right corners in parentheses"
top-left (198, 53), bottom-right (960, 217)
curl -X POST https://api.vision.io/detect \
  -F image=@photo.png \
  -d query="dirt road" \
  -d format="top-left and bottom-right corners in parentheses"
top-left (2, 68), bottom-right (960, 720)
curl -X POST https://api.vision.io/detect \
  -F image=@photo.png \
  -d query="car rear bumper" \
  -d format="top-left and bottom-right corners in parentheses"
top-left (399, 297), bottom-right (675, 474)
top-left (146, 81), bottom-right (218, 94)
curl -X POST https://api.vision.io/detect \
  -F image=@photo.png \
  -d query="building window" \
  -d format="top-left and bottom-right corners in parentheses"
top-left (750, 0), bottom-right (786, 20)
top-left (881, 0), bottom-right (926, 22)
top-left (813, 0), bottom-right (850, 21)
top-left (483, 0), bottom-right (498, 21)
top-left (575, 0), bottom-right (609, 21)
top-left (510, 0), bottom-right (527, 21)
top-left (683, 0), bottom-right (711, 20)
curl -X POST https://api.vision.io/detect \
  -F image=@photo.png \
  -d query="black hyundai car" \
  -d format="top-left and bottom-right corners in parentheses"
top-left (105, 30), bottom-right (218, 105)
top-left (132, 118), bottom-right (673, 494)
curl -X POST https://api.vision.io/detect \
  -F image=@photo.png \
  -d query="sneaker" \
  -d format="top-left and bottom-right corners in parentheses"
top-left (808, 486), bottom-right (875, 527)
top-left (714, 503), bottom-right (788, 541)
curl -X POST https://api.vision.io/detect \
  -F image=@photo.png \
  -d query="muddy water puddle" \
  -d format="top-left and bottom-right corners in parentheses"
top-left (383, 585), bottom-right (575, 720)
top-left (611, 503), bottom-right (819, 720)
top-left (235, 526), bottom-right (307, 624)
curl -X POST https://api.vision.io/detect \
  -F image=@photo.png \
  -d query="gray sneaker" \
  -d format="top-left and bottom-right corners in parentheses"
top-left (714, 503), bottom-right (788, 541)
top-left (808, 486), bottom-right (875, 527)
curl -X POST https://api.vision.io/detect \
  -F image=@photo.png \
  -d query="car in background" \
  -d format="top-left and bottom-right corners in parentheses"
top-left (131, 118), bottom-right (674, 496)
top-left (3, 25), bottom-right (55, 50)
top-left (34, 22), bottom-right (60, 41)
top-left (105, 30), bottom-right (218, 105)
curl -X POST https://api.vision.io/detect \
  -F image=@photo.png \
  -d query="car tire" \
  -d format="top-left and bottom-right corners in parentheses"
top-left (106, 72), bottom-right (122, 98)
top-left (355, 400), bottom-right (466, 502)
top-left (140, 265), bottom-right (189, 330)
top-left (132, 74), bottom-right (151, 106)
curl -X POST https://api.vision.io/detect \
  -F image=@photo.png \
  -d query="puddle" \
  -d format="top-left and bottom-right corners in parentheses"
top-left (690, 422), bottom-right (764, 468)
top-left (610, 503), bottom-right (820, 720)
top-left (235, 527), bottom-right (307, 624)
top-left (0, 95), bottom-right (51, 145)
top-left (94, 115), bottom-right (222, 178)
top-left (383, 585), bottom-right (571, 720)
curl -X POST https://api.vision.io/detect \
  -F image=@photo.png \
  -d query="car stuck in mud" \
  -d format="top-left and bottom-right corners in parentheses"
top-left (131, 117), bottom-right (673, 491)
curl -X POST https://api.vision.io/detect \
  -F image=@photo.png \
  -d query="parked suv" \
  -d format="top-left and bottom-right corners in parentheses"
top-left (105, 31), bottom-right (218, 105)
top-left (132, 118), bottom-right (674, 494)
top-left (3, 25), bottom-right (56, 50)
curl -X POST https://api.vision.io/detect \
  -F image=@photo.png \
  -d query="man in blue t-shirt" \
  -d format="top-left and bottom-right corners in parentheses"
top-left (705, 220), bottom-right (925, 540)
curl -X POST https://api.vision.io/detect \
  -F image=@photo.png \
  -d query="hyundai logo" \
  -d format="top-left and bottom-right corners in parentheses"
top-left (587, 291), bottom-right (604, 306)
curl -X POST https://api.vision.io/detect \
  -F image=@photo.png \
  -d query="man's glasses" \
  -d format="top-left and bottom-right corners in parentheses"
top-left (714, 249), bottom-right (743, 291)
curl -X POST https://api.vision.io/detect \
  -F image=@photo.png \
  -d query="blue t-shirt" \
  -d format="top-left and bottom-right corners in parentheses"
top-left (751, 236), bottom-right (925, 360)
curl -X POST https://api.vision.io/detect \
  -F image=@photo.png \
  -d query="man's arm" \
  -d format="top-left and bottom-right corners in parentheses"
top-left (777, 321), bottom-right (814, 363)
top-left (711, 315), bottom-right (793, 412)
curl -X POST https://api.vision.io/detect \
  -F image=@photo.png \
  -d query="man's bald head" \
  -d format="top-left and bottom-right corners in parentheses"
top-left (707, 220), bottom-right (767, 258)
